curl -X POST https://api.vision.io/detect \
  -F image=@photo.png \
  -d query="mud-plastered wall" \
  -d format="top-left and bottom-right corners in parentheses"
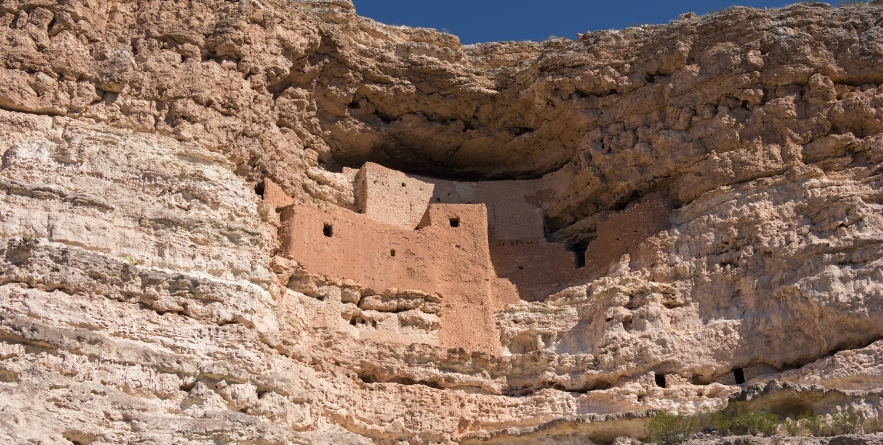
top-left (280, 202), bottom-right (512, 353)
top-left (356, 163), bottom-right (435, 229)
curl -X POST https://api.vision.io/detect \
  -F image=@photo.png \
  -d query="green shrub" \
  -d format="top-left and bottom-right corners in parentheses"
top-left (784, 417), bottom-right (802, 436)
top-left (18, 234), bottom-right (39, 249)
top-left (711, 406), bottom-right (781, 436)
top-left (692, 409), bottom-right (715, 431)
top-left (796, 408), bottom-right (865, 436)
top-left (801, 411), bottom-right (827, 436)
top-left (831, 407), bottom-right (864, 434)
top-left (646, 405), bottom-right (874, 441)
top-left (648, 411), bottom-right (699, 445)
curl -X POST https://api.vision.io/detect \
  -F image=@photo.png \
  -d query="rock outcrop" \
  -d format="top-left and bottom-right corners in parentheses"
top-left (3, 0), bottom-right (883, 443)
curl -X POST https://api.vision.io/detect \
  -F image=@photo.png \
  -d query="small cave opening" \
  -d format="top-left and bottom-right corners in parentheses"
top-left (357, 372), bottom-right (376, 383)
top-left (323, 223), bottom-right (333, 238)
top-left (654, 373), bottom-right (667, 388)
top-left (733, 367), bottom-right (746, 384)
top-left (691, 375), bottom-right (711, 385)
top-left (390, 249), bottom-right (396, 257)
top-left (254, 181), bottom-right (265, 197)
top-left (351, 316), bottom-right (374, 327)
top-left (514, 127), bottom-right (533, 136)
top-left (449, 217), bottom-right (460, 228)
top-left (622, 314), bottom-right (633, 331)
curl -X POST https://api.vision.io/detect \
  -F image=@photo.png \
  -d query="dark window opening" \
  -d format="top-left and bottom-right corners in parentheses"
top-left (655, 373), bottom-right (667, 388)
top-left (390, 249), bottom-right (396, 257)
top-left (449, 218), bottom-right (460, 228)
top-left (402, 182), bottom-right (406, 187)
top-left (573, 250), bottom-right (586, 269)
top-left (733, 368), bottom-right (745, 384)
top-left (323, 224), bottom-right (333, 238)
top-left (518, 266), bottom-right (524, 270)
top-left (568, 242), bottom-right (589, 269)
top-left (254, 181), bottom-right (265, 197)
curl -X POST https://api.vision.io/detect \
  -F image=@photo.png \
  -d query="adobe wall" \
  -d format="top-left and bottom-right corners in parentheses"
top-left (354, 162), bottom-right (576, 237)
top-left (280, 202), bottom-right (515, 354)
top-left (356, 162), bottom-right (582, 301)
top-left (356, 163), bottom-right (435, 229)
top-left (261, 178), bottom-right (294, 211)
top-left (489, 241), bottom-right (576, 302)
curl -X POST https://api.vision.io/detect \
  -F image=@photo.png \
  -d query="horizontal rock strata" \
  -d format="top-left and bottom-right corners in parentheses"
top-left (2, 0), bottom-right (883, 443)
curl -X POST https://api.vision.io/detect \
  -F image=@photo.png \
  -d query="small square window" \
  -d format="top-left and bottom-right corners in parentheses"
top-left (449, 218), bottom-right (460, 228)
top-left (323, 223), bottom-right (333, 237)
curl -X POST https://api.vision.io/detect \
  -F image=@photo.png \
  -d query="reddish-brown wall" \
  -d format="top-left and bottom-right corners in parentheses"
top-left (262, 178), bottom-right (294, 211)
top-left (355, 163), bottom-right (435, 229)
top-left (280, 203), bottom-right (514, 354)
top-left (489, 241), bottom-right (577, 302)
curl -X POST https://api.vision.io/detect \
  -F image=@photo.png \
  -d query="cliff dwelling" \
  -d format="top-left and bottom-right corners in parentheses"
top-left (267, 162), bottom-right (672, 354)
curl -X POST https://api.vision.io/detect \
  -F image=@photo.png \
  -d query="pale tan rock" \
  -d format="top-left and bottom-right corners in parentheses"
top-left (2, 0), bottom-right (883, 444)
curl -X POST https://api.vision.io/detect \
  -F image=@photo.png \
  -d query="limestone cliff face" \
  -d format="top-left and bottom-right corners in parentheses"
top-left (4, 0), bottom-right (883, 443)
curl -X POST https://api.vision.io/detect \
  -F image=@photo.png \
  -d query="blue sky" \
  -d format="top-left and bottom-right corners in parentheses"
top-left (352, 0), bottom-right (818, 44)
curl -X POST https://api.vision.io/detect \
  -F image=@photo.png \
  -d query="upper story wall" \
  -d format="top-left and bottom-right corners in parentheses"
top-left (421, 165), bottom-right (576, 240)
top-left (356, 163), bottom-right (435, 229)
top-left (355, 162), bottom-right (576, 240)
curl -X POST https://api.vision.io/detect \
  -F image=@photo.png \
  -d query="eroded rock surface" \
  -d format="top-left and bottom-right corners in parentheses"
top-left (3, 0), bottom-right (883, 443)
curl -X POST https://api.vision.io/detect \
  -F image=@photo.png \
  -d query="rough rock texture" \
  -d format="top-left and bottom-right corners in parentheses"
top-left (4, 0), bottom-right (883, 443)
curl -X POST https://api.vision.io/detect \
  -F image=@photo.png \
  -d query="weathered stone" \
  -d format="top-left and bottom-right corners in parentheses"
top-left (2, 0), bottom-right (883, 443)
